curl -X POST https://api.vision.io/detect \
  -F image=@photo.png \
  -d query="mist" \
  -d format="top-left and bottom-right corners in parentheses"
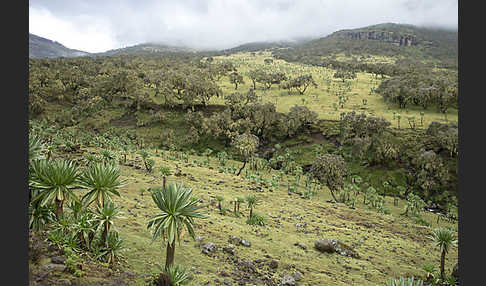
top-left (29, 0), bottom-right (458, 53)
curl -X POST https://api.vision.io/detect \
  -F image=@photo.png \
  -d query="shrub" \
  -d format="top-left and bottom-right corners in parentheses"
top-left (246, 214), bottom-right (266, 226)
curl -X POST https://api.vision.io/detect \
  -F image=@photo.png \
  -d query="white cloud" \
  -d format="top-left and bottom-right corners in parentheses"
top-left (29, 0), bottom-right (458, 53)
top-left (29, 6), bottom-right (118, 53)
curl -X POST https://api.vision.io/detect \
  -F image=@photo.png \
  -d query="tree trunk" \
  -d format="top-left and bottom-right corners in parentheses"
top-left (102, 222), bottom-right (109, 245)
top-left (234, 201), bottom-right (237, 213)
top-left (163, 177), bottom-right (167, 190)
top-left (440, 249), bottom-right (446, 280)
top-left (249, 207), bottom-right (253, 219)
top-left (165, 241), bottom-right (176, 270)
top-left (236, 161), bottom-right (246, 176)
top-left (55, 199), bottom-right (64, 219)
top-left (329, 188), bottom-right (338, 202)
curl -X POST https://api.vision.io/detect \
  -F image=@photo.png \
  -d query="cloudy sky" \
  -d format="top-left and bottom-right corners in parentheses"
top-left (29, 0), bottom-right (458, 53)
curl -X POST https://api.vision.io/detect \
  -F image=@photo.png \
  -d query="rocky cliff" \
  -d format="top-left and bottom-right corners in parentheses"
top-left (337, 30), bottom-right (418, 47)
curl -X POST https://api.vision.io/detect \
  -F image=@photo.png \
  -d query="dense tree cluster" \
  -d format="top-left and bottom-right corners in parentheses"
top-left (28, 54), bottom-right (233, 119)
top-left (247, 69), bottom-right (287, 90)
top-left (375, 69), bottom-right (458, 112)
top-left (339, 112), bottom-right (398, 167)
top-left (426, 122), bottom-right (458, 157)
top-left (185, 90), bottom-right (318, 145)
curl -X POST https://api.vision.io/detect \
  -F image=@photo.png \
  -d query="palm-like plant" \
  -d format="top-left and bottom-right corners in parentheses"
top-left (166, 264), bottom-right (191, 286)
top-left (245, 194), bottom-right (258, 218)
top-left (105, 231), bottom-right (125, 266)
top-left (147, 183), bottom-right (205, 270)
top-left (215, 196), bottom-right (224, 212)
top-left (387, 277), bottom-right (423, 286)
top-left (30, 160), bottom-right (80, 219)
top-left (73, 209), bottom-right (95, 249)
top-left (139, 149), bottom-right (152, 171)
top-left (29, 204), bottom-right (55, 231)
top-left (94, 201), bottom-right (122, 245)
top-left (159, 166), bottom-right (171, 190)
top-left (78, 163), bottom-right (126, 209)
top-left (430, 227), bottom-right (458, 280)
top-left (29, 134), bottom-right (45, 162)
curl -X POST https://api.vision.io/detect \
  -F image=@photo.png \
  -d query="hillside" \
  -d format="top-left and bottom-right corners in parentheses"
top-left (29, 33), bottom-right (90, 58)
top-left (28, 23), bottom-right (459, 286)
top-left (93, 43), bottom-right (197, 57)
top-left (272, 23), bottom-right (458, 69)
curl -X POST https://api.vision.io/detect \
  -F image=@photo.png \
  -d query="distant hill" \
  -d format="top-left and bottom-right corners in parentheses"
top-left (92, 43), bottom-right (196, 57)
top-left (29, 33), bottom-right (90, 58)
top-left (272, 23), bottom-right (458, 69)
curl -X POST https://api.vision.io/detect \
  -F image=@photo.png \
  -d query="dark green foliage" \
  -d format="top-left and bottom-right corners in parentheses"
top-left (333, 69), bottom-right (356, 82)
top-left (78, 163), bottom-right (125, 208)
top-left (246, 214), bottom-right (266, 226)
top-left (387, 276), bottom-right (424, 286)
top-left (309, 154), bottom-right (348, 201)
top-left (376, 69), bottom-right (457, 111)
top-left (29, 159), bottom-right (81, 219)
top-left (426, 122), bottom-right (458, 157)
top-left (411, 150), bottom-right (450, 204)
top-left (281, 74), bottom-right (318, 95)
top-left (282, 105), bottom-right (318, 137)
top-left (228, 72), bottom-right (245, 90)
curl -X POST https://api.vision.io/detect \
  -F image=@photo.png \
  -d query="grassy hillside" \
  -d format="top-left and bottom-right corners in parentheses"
top-left (272, 23), bottom-right (458, 69)
top-left (29, 136), bottom-right (457, 285)
top-left (209, 51), bottom-right (457, 127)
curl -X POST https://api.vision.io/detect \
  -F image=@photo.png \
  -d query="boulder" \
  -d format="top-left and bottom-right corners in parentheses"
top-left (294, 242), bottom-right (307, 250)
top-left (269, 259), bottom-right (279, 269)
top-left (42, 263), bottom-right (67, 272)
top-left (201, 242), bottom-right (218, 255)
top-left (222, 244), bottom-right (235, 255)
top-left (281, 274), bottom-right (296, 286)
top-left (240, 240), bottom-right (251, 247)
top-left (314, 238), bottom-right (359, 258)
top-left (50, 256), bottom-right (66, 264)
top-left (228, 236), bottom-right (242, 245)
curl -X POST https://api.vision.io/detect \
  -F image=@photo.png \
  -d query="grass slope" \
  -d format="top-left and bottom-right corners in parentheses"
top-left (207, 52), bottom-right (457, 129)
top-left (92, 147), bottom-right (459, 285)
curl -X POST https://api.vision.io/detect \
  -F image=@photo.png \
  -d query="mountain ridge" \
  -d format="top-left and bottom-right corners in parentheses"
top-left (29, 33), bottom-right (90, 58)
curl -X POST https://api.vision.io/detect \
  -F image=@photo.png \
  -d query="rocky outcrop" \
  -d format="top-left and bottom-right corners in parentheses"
top-left (314, 238), bottom-right (360, 258)
top-left (338, 30), bottom-right (417, 46)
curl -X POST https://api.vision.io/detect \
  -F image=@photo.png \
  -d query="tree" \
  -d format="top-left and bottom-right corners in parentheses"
top-left (247, 69), bottom-right (265, 89)
top-left (282, 105), bottom-right (318, 137)
top-left (430, 227), bottom-right (457, 280)
top-left (245, 194), bottom-right (258, 218)
top-left (333, 69), bottom-right (356, 82)
top-left (94, 200), bottom-right (121, 245)
top-left (78, 163), bottom-right (125, 209)
top-left (232, 133), bottom-right (259, 176)
top-left (224, 89), bottom-right (258, 112)
top-left (229, 72), bottom-right (245, 90)
top-left (147, 183), bottom-right (205, 270)
top-left (30, 160), bottom-right (80, 219)
top-left (411, 150), bottom-right (450, 203)
top-left (282, 74), bottom-right (317, 95)
top-left (159, 166), bottom-right (171, 190)
top-left (309, 154), bottom-right (348, 201)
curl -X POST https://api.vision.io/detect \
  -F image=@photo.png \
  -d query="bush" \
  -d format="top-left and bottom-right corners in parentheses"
top-left (387, 277), bottom-right (423, 286)
top-left (246, 214), bottom-right (266, 226)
